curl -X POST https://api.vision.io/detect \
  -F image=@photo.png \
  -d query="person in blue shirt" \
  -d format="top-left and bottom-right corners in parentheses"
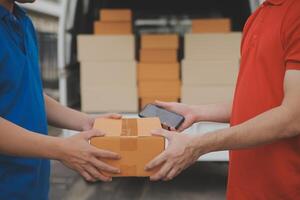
top-left (0, 1), bottom-right (121, 199)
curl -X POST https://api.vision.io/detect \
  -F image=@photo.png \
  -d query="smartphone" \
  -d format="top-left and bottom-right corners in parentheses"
top-left (139, 104), bottom-right (185, 129)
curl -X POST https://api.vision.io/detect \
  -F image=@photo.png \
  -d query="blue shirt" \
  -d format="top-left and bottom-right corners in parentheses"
top-left (0, 5), bottom-right (49, 200)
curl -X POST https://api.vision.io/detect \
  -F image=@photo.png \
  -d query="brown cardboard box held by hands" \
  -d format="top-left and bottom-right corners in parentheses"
top-left (91, 118), bottom-right (165, 177)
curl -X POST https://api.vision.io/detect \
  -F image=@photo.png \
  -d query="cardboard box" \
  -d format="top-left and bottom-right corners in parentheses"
top-left (192, 18), bottom-right (231, 33)
top-left (184, 53), bottom-right (240, 62)
top-left (80, 61), bottom-right (136, 86)
top-left (77, 35), bottom-right (135, 61)
top-left (141, 34), bottom-right (179, 49)
top-left (184, 33), bottom-right (241, 61)
top-left (182, 86), bottom-right (235, 105)
top-left (185, 33), bottom-right (242, 48)
top-left (100, 9), bottom-right (132, 22)
top-left (81, 86), bottom-right (138, 113)
top-left (140, 49), bottom-right (178, 63)
top-left (182, 60), bottom-right (239, 86)
top-left (140, 97), bottom-right (179, 109)
top-left (137, 63), bottom-right (180, 81)
top-left (91, 118), bottom-right (165, 177)
top-left (94, 21), bottom-right (132, 35)
top-left (139, 80), bottom-right (181, 98)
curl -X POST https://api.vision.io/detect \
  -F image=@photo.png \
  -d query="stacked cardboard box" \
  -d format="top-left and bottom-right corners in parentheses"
top-left (94, 9), bottom-right (132, 35)
top-left (138, 34), bottom-right (181, 109)
top-left (78, 9), bottom-right (137, 113)
top-left (182, 59), bottom-right (239, 104)
top-left (182, 19), bottom-right (241, 105)
top-left (192, 18), bottom-right (231, 33)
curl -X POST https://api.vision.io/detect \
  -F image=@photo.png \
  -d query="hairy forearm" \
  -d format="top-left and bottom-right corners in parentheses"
top-left (193, 71), bottom-right (300, 153)
top-left (44, 94), bottom-right (89, 131)
top-left (194, 105), bottom-right (300, 154)
top-left (0, 118), bottom-right (63, 159)
top-left (191, 101), bottom-right (232, 123)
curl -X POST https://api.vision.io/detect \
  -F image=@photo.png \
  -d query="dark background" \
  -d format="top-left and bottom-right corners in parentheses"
top-left (92, 0), bottom-right (251, 31)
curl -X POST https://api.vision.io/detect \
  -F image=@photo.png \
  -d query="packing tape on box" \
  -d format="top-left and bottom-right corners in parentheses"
top-left (120, 119), bottom-right (138, 151)
top-left (121, 119), bottom-right (138, 136)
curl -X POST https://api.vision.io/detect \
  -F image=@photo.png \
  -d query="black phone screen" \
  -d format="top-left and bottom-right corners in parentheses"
top-left (139, 104), bottom-right (185, 129)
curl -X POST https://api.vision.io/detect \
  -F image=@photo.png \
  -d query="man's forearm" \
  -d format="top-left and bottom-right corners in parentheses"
top-left (194, 105), bottom-right (300, 154)
top-left (191, 101), bottom-right (232, 123)
top-left (44, 94), bottom-right (89, 131)
top-left (0, 118), bottom-right (63, 159)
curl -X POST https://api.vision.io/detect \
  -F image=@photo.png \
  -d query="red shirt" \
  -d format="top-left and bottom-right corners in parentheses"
top-left (228, 0), bottom-right (300, 199)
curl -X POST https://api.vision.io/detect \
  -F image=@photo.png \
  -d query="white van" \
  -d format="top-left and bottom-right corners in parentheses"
top-left (22, 0), bottom-right (257, 161)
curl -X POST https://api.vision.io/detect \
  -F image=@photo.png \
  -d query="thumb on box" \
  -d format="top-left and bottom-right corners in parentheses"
top-left (82, 129), bottom-right (105, 140)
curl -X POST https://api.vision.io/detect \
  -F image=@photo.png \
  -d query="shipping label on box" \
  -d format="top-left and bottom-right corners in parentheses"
top-left (81, 86), bottom-right (138, 113)
top-left (182, 60), bottom-right (239, 86)
top-left (141, 34), bottom-right (179, 49)
top-left (192, 18), bottom-right (231, 33)
top-left (94, 21), bottom-right (132, 35)
top-left (138, 63), bottom-right (180, 81)
top-left (80, 61), bottom-right (137, 86)
top-left (91, 118), bottom-right (165, 177)
top-left (100, 9), bottom-right (132, 22)
top-left (139, 80), bottom-right (181, 98)
top-left (77, 35), bottom-right (135, 61)
top-left (139, 49), bottom-right (178, 63)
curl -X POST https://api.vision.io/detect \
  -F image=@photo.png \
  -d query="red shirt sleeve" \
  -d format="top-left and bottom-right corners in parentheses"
top-left (282, 0), bottom-right (300, 70)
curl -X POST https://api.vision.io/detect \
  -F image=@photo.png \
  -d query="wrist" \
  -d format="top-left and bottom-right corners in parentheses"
top-left (80, 113), bottom-right (92, 131)
top-left (183, 134), bottom-right (206, 161)
top-left (50, 137), bottom-right (68, 161)
top-left (190, 133), bottom-right (215, 156)
top-left (188, 105), bottom-right (201, 123)
top-left (190, 104), bottom-right (211, 123)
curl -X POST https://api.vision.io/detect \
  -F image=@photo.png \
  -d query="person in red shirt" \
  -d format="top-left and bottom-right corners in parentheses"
top-left (146, 0), bottom-right (300, 199)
